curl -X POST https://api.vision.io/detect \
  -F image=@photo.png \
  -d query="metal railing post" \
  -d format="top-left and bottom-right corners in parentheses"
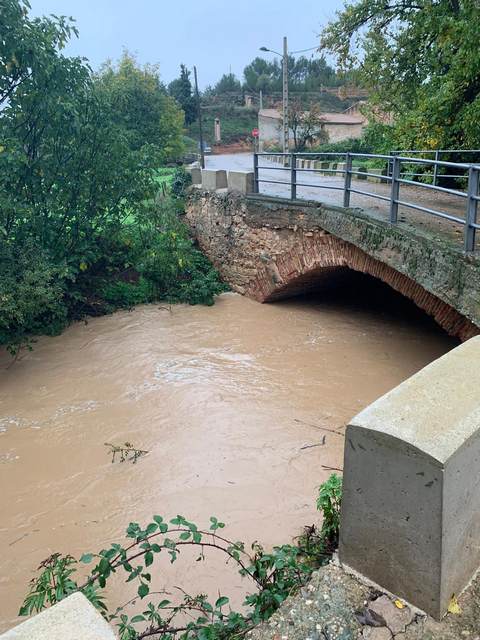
top-left (290, 153), bottom-right (297, 200)
top-left (433, 150), bottom-right (439, 186)
top-left (389, 156), bottom-right (401, 223)
top-left (464, 166), bottom-right (479, 252)
top-left (253, 152), bottom-right (259, 194)
top-left (343, 152), bottom-right (352, 207)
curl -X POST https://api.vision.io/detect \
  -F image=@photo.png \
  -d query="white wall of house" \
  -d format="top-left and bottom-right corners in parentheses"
top-left (258, 107), bottom-right (367, 149)
top-left (324, 122), bottom-right (365, 143)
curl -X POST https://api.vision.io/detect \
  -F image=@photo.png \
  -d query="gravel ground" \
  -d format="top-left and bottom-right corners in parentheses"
top-left (245, 560), bottom-right (480, 640)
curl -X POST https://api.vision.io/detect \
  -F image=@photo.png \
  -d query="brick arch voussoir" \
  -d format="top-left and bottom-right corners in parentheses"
top-left (246, 235), bottom-right (478, 342)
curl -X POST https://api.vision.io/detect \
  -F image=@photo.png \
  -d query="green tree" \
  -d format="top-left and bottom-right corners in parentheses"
top-left (168, 63), bottom-right (197, 125)
top-left (214, 72), bottom-right (242, 94)
top-left (243, 57), bottom-right (281, 92)
top-left (321, 0), bottom-right (480, 149)
top-left (289, 100), bottom-right (329, 151)
top-left (97, 52), bottom-right (185, 161)
top-left (0, 2), bottom-right (223, 354)
top-left (0, 0), bottom-right (77, 108)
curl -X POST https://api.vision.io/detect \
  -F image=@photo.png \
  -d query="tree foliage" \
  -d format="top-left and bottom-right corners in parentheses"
top-left (0, 1), bottom-right (224, 355)
top-left (321, 0), bottom-right (480, 149)
top-left (168, 64), bottom-right (197, 125)
top-left (97, 52), bottom-right (185, 162)
top-left (213, 72), bottom-right (242, 94)
top-left (243, 55), bottom-right (344, 93)
top-left (288, 100), bottom-right (329, 151)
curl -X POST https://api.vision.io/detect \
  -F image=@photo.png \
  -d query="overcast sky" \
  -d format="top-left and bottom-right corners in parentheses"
top-left (28, 0), bottom-right (346, 88)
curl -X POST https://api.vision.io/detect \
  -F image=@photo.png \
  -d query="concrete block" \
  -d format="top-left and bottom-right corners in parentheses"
top-left (201, 169), bottom-right (227, 190)
top-left (336, 162), bottom-right (346, 174)
top-left (228, 171), bottom-right (254, 194)
top-left (1, 592), bottom-right (117, 639)
top-left (366, 169), bottom-right (383, 183)
top-left (190, 167), bottom-right (202, 185)
top-left (339, 336), bottom-right (480, 619)
top-left (356, 166), bottom-right (368, 180)
top-left (320, 161), bottom-right (330, 175)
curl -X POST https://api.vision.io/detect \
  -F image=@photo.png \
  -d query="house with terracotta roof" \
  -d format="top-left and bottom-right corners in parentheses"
top-left (258, 103), bottom-right (367, 149)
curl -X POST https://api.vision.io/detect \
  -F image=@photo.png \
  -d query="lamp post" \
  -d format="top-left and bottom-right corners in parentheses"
top-left (260, 37), bottom-right (289, 155)
top-left (259, 41), bottom-right (320, 158)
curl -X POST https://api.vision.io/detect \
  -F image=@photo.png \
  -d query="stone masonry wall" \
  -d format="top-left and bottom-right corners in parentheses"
top-left (185, 190), bottom-right (480, 341)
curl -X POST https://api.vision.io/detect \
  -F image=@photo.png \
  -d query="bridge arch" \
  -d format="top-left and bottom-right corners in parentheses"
top-left (185, 191), bottom-right (480, 343)
top-left (249, 233), bottom-right (476, 341)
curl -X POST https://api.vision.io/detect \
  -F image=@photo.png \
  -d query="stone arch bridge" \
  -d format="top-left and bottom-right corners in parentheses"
top-left (185, 190), bottom-right (480, 341)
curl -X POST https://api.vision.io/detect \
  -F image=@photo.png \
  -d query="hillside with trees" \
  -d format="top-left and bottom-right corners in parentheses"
top-left (167, 55), bottom-right (359, 146)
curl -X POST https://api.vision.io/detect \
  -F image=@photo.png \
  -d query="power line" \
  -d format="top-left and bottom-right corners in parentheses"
top-left (290, 45), bottom-right (320, 54)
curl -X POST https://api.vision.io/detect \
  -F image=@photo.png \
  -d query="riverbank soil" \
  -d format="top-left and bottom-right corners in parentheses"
top-left (246, 561), bottom-right (480, 640)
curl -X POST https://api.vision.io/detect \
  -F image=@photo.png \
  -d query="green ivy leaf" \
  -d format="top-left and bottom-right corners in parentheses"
top-left (80, 553), bottom-right (93, 564)
top-left (138, 583), bottom-right (149, 598)
top-left (215, 596), bottom-right (229, 608)
top-left (131, 614), bottom-right (146, 623)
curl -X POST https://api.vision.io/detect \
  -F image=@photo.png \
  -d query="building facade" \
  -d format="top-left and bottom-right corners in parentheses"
top-left (258, 104), bottom-right (367, 150)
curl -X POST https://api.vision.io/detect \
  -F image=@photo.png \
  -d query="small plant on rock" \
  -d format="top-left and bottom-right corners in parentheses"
top-left (316, 473), bottom-right (343, 547)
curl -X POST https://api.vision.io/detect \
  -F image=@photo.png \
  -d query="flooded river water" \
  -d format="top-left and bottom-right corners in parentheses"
top-left (0, 277), bottom-right (457, 631)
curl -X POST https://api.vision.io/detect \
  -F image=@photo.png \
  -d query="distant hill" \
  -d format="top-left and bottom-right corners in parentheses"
top-left (187, 93), bottom-right (357, 146)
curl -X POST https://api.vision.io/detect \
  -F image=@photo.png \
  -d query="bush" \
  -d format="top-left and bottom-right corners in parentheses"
top-left (0, 243), bottom-right (68, 355)
top-left (0, 2), bottom-right (225, 357)
top-left (170, 167), bottom-right (192, 198)
top-left (20, 475), bottom-right (341, 640)
top-left (100, 279), bottom-right (155, 309)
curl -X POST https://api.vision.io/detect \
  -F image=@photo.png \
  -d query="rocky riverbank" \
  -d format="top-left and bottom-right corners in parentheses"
top-left (246, 561), bottom-right (480, 640)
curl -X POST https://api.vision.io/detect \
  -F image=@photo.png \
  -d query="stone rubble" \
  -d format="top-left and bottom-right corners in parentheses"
top-left (246, 562), bottom-right (480, 640)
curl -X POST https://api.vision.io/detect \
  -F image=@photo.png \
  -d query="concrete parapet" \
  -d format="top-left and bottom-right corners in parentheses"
top-left (201, 169), bottom-right (227, 191)
top-left (320, 161), bottom-right (331, 175)
top-left (1, 592), bottom-right (117, 639)
top-left (228, 171), bottom-right (254, 194)
top-left (366, 169), bottom-right (383, 183)
top-left (190, 167), bottom-right (202, 185)
top-left (339, 336), bottom-right (480, 619)
top-left (355, 166), bottom-right (368, 180)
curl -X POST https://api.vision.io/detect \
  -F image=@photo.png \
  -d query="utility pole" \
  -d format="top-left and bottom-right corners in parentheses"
top-left (259, 89), bottom-right (263, 110)
top-left (282, 36), bottom-right (289, 156)
top-left (193, 65), bottom-right (205, 169)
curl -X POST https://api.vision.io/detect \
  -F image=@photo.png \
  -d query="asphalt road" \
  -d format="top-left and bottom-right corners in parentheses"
top-left (206, 153), bottom-right (469, 249)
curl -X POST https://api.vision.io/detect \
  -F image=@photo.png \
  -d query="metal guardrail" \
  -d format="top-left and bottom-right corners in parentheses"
top-left (253, 152), bottom-right (480, 252)
top-left (390, 149), bottom-right (480, 186)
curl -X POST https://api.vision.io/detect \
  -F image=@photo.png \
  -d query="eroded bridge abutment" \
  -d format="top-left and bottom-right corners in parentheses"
top-left (185, 189), bottom-right (480, 341)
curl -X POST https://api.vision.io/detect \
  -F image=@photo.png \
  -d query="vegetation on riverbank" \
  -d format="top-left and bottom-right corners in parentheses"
top-left (0, 1), bottom-right (226, 358)
top-left (20, 475), bottom-right (343, 640)
top-left (321, 0), bottom-right (480, 151)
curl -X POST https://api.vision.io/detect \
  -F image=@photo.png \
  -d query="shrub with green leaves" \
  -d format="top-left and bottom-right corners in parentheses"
top-left (0, 1), bottom-right (225, 357)
top-left (21, 475), bottom-right (342, 640)
top-left (316, 473), bottom-right (343, 547)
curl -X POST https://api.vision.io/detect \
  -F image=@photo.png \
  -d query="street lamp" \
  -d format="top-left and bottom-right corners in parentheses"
top-left (260, 37), bottom-right (289, 156)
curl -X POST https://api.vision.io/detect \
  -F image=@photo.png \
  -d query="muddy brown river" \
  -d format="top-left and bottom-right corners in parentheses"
top-left (0, 279), bottom-right (457, 631)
